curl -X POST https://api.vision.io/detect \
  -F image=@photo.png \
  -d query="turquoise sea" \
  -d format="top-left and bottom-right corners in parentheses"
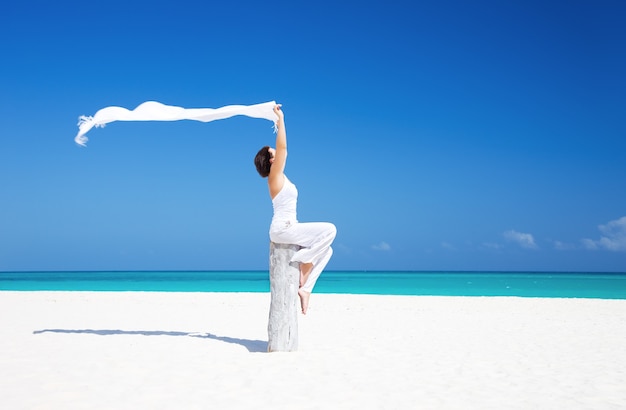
top-left (1, 271), bottom-right (626, 299)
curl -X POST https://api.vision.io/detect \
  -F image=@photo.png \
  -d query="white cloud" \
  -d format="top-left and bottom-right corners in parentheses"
top-left (583, 216), bottom-right (626, 252)
top-left (371, 241), bottom-right (391, 251)
top-left (482, 242), bottom-right (503, 250)
top-left (581, 238), bottom-right (598, 250)
top-left (503, 230), bottom-right (538, 249)
top-left (554, 240), bottom-right (577, 250)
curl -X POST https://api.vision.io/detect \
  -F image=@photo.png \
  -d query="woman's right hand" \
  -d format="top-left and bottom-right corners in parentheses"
top-left (273, 104), bottom-right (284, 123)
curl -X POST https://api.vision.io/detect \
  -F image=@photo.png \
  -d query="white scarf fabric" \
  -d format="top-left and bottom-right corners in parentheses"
top-left (75, 100), bottom-right (278, 146)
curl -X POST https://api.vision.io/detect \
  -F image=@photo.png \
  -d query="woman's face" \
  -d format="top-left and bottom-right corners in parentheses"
top-left (268, 147), bottom-right (276, 162)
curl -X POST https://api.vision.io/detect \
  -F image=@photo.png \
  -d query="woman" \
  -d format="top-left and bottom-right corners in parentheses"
top-left (254, 104), bottom-right (336, 314)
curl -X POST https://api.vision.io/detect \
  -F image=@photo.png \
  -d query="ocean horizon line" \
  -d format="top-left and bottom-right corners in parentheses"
top-left (2, 270), bottom-right (626, 299)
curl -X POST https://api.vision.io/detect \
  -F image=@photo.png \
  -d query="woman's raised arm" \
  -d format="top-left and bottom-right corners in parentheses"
top-left (268, 104), bottom-right (287, 198)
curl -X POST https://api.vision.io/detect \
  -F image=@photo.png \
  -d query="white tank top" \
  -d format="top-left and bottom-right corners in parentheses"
top-left (271, 175), bottom-right (298, 230)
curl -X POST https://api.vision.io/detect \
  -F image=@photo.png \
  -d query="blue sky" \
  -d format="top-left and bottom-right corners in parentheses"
top-left (1, 0), bottom-right (625, 272)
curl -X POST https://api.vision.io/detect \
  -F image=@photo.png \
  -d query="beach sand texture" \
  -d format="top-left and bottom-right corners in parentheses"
top-left (1, 291), bottom-right (625, 409)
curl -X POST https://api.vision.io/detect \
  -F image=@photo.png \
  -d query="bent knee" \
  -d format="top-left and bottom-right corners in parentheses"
top-left (327, 223), bottom-right (337, 239)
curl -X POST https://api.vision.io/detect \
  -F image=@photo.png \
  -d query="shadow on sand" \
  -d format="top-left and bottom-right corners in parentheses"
top-left (33, 329), bottom-right (267, 353)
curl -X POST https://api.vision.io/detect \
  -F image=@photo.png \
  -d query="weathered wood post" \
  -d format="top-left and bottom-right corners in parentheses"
top-left (267, 242), bottom-right (300, 352)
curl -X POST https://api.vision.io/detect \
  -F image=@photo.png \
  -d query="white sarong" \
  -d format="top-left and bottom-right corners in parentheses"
top-left (74, 100), bottom-right (277, 146)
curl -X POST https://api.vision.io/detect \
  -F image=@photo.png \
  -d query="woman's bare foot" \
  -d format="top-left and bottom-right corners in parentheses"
top-left (298, 288), bottom-right (311, 315)
top-left (299, 262), bottom-right (313, 288)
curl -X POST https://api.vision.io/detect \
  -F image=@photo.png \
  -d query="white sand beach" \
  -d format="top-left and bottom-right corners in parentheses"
top-left (1, 291), bottom-right (625, 409)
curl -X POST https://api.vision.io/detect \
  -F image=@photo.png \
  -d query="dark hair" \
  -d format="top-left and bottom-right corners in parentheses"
top-left (254, 146), bottom-right (272, 178)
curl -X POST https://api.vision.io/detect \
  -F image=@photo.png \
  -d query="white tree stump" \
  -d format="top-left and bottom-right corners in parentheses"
top-left (267, 242), bottom-right (299, 352)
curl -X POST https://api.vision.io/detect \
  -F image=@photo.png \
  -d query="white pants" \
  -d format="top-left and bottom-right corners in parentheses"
top-left (270, 221), bottom-right (337, 292)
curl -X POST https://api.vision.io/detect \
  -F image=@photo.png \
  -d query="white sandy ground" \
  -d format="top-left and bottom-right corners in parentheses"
top-left (1, 292), bottom-right (625, 410)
